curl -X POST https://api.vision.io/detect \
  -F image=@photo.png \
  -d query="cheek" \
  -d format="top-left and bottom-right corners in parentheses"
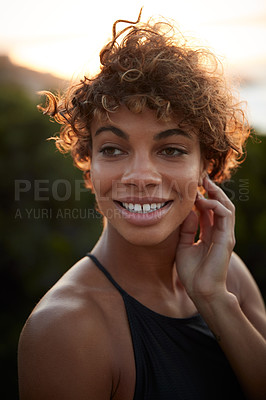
top-left (90, 164), bottom-right (107, 200)
top-left (90, 158), bottom-right (110, 188)
top-left (184, 169), bottom-right (199, 194)
top-left (169, 165), bottom-right (200, 202)
top-left (90, 163), bottom-right (121, 205)
top-left (179, 181), bottom-right (198, 205)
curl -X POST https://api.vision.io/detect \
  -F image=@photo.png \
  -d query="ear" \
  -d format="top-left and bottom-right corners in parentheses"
top-left (198, 159), bottom-right (209, 187)
top-left (198, 171), bottom-right (207, 187)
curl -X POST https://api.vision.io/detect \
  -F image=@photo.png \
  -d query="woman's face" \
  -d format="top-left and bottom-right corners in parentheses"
top-left (90, 106), bottom-right (205, 246)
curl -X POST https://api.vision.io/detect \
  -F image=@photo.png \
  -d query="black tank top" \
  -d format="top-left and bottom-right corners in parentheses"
top-left (87, 253), bottom-right (245, 400)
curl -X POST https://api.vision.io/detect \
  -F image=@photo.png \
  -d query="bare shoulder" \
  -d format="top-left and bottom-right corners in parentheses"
top-left (227, 252), bottom-right (266, 338)
top-left (18, 256), bottom-right (118, 400)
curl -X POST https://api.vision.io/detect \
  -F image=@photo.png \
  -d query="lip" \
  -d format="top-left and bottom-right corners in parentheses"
top-left (114, 197), bottom-right (171, 205)
top-left (113, 200), bottom-right (173, 226)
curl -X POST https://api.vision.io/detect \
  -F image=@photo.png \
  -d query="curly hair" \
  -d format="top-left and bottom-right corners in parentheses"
top-left (39, 9), bottom-right (250, 184)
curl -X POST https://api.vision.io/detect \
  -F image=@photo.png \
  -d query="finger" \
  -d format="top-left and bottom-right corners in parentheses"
top-left (179, 210), bottom-right (198, 246)
top-left (203, 176), bottom-right (235, 214)
top-left (203, 176), bottom-right (235, 227)
top-left (196, 198), bottom-right (232, 224)
top-left (195, 198), bottom-right (234, 245)
top-left (195, 198), bottom-right (213, 244)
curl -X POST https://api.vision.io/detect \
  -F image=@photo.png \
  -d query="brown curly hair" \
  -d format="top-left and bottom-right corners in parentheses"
top-left (39, 9), bottom-right (250, 184)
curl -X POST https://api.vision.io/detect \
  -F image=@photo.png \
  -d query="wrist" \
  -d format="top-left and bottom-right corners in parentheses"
top-left (192, 291), bottom-right (241, 344)
top-left (192, 290), bottom-right (239, 319)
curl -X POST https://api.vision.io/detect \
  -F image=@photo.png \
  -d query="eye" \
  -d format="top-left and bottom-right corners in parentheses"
top-left (159, 147), bottom-right (186, 157)
top-left (100, 146), bottom-right (125, 157)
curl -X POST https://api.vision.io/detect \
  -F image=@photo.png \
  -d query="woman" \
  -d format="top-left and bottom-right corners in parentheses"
top-left (18, 10), bottom-right (266, 400)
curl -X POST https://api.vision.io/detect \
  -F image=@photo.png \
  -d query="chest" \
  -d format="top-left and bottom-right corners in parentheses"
top-left (104, 291), bottom-right (244, 400)
top-left (105, 287), bottom-right (198, 399)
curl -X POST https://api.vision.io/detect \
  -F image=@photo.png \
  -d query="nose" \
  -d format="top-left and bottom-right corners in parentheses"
top-left (120, 154), bottom-right (162, 190)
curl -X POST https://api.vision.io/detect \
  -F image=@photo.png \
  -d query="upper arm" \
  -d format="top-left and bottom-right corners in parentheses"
top-left (228, 252), bottom-right (266, 339)
top-left (18, 304), bottom-right (113, 400)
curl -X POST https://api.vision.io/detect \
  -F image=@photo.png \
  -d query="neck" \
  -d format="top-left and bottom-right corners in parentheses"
top-left (92, 222), bottom-right (180, 293)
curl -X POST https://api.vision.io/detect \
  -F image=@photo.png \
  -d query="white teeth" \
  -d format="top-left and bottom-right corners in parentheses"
top-left (121, 202), bottom-right (166, 213)
top-left (134, 204), bottom-right (142, 212)
top-left (143, 204), bottom-right (151, 212)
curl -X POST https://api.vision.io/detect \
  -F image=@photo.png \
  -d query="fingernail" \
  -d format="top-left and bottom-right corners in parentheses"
top-left (196, 191), bottom-right (205, 199)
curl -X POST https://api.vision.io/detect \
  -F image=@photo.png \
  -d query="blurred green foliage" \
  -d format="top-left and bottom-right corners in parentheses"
top-left (222, 133), bottom-right (266, 291)
top-left (0, 83), bottom-right (102, 399)
top-left (1, 82), bottom-right (265, 399)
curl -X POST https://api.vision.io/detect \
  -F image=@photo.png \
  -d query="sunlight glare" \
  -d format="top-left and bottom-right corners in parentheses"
top-left (3, 0), bottom-right (266, 81)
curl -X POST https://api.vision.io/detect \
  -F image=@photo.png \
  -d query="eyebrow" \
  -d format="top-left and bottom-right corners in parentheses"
top-left (153, 128), bottom-right (193, 141)
top-left (95, 126), bottom-right (129, 140)
top-left (94, 126), bottom-right (192, 141)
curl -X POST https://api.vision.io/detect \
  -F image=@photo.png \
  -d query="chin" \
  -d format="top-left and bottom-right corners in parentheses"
top-left (111, 223), bottom-right (179, 248)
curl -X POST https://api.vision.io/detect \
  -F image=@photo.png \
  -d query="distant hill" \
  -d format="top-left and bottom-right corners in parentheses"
top-left (0, 55), bottom-right (69, 97)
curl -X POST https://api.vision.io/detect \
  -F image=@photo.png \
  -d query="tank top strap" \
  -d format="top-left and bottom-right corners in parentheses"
top-left (86, 253), bottom-right (126, 296)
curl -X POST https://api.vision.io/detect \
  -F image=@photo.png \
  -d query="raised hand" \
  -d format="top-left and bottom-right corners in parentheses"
top-left (175, 176), bottom-right (236, 302)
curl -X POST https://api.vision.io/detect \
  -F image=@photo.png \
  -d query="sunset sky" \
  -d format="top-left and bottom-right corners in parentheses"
top-left (1, 0), bottom-right (265, 78)
top-left (1, 0), bottom-right (266, 130)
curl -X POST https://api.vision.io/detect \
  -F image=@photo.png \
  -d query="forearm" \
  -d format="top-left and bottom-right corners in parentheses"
top-left (193, 292), bottom-right (266, 400)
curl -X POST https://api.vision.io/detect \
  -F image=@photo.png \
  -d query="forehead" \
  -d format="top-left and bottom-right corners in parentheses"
top-left (91, 106), bottom-right (198, 139)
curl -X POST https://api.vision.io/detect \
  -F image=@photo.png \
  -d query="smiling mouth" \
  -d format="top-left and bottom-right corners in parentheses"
top-left (116, 201), bottom-right (172, 214)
